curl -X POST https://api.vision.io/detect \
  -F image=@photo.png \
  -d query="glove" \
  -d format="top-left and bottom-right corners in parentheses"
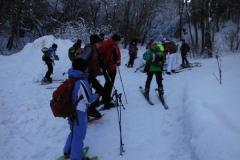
top-left (50, 99), bottom-right (55, 107)
top-left (54, 55), bottom-right (60, 60)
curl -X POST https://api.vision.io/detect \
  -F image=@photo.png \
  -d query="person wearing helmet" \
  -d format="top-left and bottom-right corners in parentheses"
top-left (42, 43), bottom-right (59, 83)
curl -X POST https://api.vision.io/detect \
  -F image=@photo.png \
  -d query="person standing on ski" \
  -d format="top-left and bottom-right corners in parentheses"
top-left (180, 39), bottom-right (190, 68)
top-left (42, 43), bottom-right (59, 83)
top-left (79, 34), bottom-right (104, 118)
top-left (63, 58), bottom-right (99, 160)
top-left (127, 38), bottom-right (138, 68)
top-left (98, 34), bottom-right (121, 110)
top-left (144, 44), bottom-right (165, 97)
top-left (163, 39), bottom-right (178, 75)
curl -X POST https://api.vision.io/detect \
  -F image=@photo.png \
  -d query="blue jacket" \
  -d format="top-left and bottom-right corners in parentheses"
top-left (68, 68), bottom-right (98, 112)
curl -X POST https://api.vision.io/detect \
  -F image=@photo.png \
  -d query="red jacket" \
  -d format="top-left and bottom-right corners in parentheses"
top-left (99, 39), bottom-right (121, 71)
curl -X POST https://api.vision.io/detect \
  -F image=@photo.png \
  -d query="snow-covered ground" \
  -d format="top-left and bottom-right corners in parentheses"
top-left (0, 35), bottom-right (240, 160)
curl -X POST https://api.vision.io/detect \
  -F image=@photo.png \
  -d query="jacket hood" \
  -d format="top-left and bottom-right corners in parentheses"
top-left (68, 68), bottom-right (89, 80)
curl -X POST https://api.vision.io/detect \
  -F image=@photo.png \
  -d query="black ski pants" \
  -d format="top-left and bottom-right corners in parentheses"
top-left (88, 74), bottom-right (104, 109)
top-left (102, 69), bottom-right (116, 104)
top-left (128, 54), bottom-right (136, 67)
top-left (181, 52), bottom-right (189, 65)
top-left (45, 62), bottom-right (53, 79)
top-left (145, 71), bottom-right (163, 90)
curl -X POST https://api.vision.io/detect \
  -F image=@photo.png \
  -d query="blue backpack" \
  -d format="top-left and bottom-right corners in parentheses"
top-left (142, 51), bottom-right (148, 60)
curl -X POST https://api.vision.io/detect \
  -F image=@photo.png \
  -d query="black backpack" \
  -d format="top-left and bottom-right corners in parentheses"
top-left (41, 47), bottom-right (50, 61)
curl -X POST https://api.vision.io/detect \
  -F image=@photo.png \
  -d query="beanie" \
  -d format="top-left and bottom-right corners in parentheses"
top-left (90, 34), bottom-right (102, 44)
top-left (76, 39), bottom-right (82, 44)
top-left (99, 33), bottom-right (105, 37)
top-left (111, 34), bottom-right (121, 42)
top-left (72, 58), bottom-right (88, 71)
top-left (52, 43), bottom-right (58, 49)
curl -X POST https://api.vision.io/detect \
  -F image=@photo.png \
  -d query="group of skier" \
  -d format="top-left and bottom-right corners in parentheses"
top-left (41, 35), bottom-right (190, 160)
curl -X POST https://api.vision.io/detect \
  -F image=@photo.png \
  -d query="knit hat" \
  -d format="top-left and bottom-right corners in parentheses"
top-left (52, 43), bottom-right (58, 49)
top-left (72, 58), bottom-right (88, 71)
top-left (111, 34), bottom-right (121, 42)
top-left (90, 34), bottom-right (102, 44)
top-left (76, 39), bottom-right (82, 44)
top-left (99, 33), bottom-right (105, 37)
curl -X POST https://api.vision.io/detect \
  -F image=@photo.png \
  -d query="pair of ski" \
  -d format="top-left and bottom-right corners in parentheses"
top-left (139, 86), bottom-right (168, 109)
top-left (57, 146), bottom-right (98, 160)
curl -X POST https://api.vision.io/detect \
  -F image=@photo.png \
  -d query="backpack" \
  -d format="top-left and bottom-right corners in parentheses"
top-left (41, 47), bottom-right (50, 61)
top-left (143, 51), bottom-right (148, 60)
top-left (169, 41), bottom-right (178, 52)
top-left (50, 77), bottom-right (83, 118)
top-left (151, 44), bottom-right (165, 67)
top-left (68, 47), bottom-right (84, 62)
top-left (98, 42), bottom-right (113, 68)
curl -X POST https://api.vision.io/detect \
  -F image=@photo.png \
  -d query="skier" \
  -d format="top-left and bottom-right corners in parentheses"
top-left (163, 39), bottom-right (178, 75)
top-left (144, 44), bottom-right (165, 97)
top-left (127, 38), bottom-right (138, 68)
top-left (79, 34), bottom-right (104, 118)
top-left (42, 43), bottom-right (59, 83)
top-left (180, 39), bottom-right (190, 68)
top-left (98, 34), bottom-right (121, 110)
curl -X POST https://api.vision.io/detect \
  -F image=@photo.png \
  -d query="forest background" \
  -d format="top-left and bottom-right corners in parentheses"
top-left (0, 0), bottom-right (240, 58)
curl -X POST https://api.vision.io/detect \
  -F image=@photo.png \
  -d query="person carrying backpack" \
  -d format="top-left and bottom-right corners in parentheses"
top-left (79, 34), bottom-right (104, 118)
top-left (42, 43), bottom-right (59, 83)
top-left (143, 44), bottom-right (165, 97)
top-left (63, 58), bottom-right (99, 160)
top-left (180, 39), bottom-right (190, 68)
top-left (68, 39), bottom-right (83, 62)
top-left (98, 34), bottom-right (121, 110)
top-left (127, 38), bottom-right (138, 68)
top-left (163, 39), bottom-right (178, 75)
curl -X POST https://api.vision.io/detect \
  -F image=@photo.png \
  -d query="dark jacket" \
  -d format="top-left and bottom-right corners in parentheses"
top-left (180, 43), bottom-right (190, 54)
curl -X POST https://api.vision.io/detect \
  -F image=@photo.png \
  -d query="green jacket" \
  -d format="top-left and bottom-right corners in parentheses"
top-left (146, 45), bottom-right (164, 72)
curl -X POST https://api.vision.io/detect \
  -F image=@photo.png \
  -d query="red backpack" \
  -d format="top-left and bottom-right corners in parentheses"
top-left (50, 77), bottom-right (83, 118)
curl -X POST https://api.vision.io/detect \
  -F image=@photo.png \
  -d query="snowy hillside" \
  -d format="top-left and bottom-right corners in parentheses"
top-left (0, 35), bottom-right (240, 160)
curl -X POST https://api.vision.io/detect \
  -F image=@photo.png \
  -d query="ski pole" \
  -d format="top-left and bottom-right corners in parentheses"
top-left (123, 54), bottom-right (129, 59)
top-left (134, 63), bottom-right (146, 73)
top-left (117, 67), bottom-right (128, 104)
top-left (112, 90), bottom-right (125, 155)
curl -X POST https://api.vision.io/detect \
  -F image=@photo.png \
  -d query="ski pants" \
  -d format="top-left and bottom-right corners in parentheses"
top-left (167, 53), bottom-right (177, 72)
top-left (128, 53), bottom-right (136, 67)
top-left (63, 110), bottom-right (87, 160)
top-left (145, 71), bottom-right (163, 90)
top-left (45, 62), bottom-right (53, 79)
top-left (181, 52), bottom-right (189, 65)
top-left (102, 69), bottom-right (116, 104)
top-left (88, 74), bottom-right (104, 109)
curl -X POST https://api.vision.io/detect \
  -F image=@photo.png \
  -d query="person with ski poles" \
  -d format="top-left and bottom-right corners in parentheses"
top-left (98, 34), bottom-right (121, 110)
